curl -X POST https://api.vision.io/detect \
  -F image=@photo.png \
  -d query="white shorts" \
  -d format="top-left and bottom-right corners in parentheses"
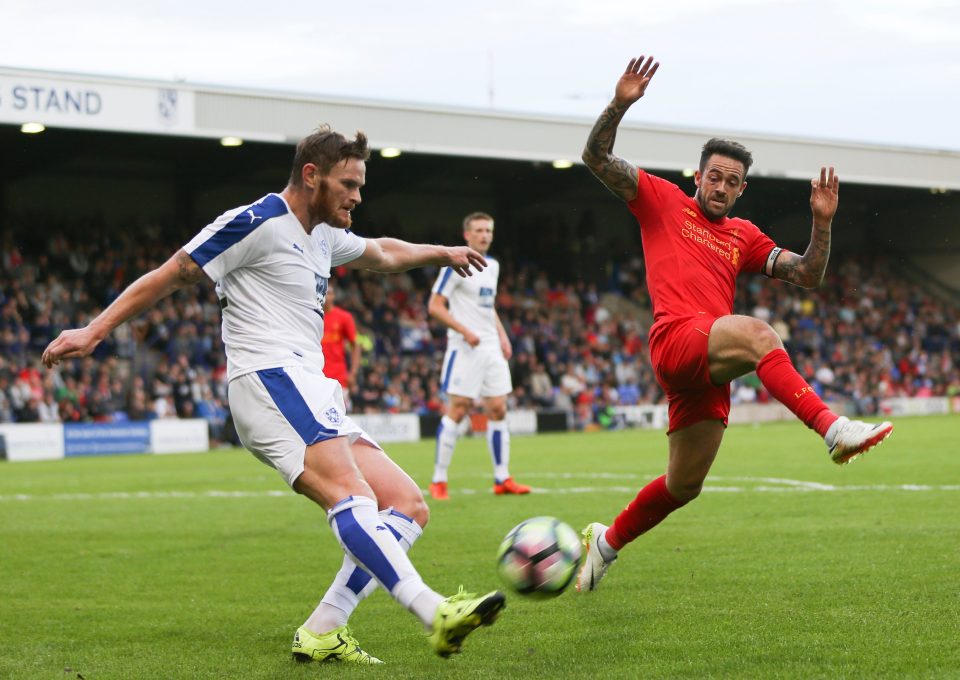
top-left (440, 340), bottom-right (513, 400)
top-left (228, 365), bottom-right (380, 488)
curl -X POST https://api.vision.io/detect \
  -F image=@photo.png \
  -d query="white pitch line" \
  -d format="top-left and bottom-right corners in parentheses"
top-left (711, 476), bottom-right (838, 491)
top-left (525, 472), bottom-right (646, 480)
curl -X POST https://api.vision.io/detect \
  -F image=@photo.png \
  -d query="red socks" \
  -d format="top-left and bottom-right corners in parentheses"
top-left (605, 475), bottom-right (686, 550)
top-left (604, 350), bottom-right (836, 551)
top-left (755, 349), bottom-right (838, 437)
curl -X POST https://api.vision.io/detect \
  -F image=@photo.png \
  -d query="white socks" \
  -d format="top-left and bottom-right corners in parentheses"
top-left (487, 419), bottom-right (511, 483)
top-left (325, 496), bottom-right (441, 628)
top-left (306, 507), bottom-right (423, 633)
top-left (432, 415), bottom-right (460, 483)
top-left (434, 416), bottom-right (513, 484)
top-left (597, 529), bottom-right (619, 563)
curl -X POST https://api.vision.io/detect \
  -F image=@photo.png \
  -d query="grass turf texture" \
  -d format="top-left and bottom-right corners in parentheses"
top-left (1, 415), bottom-right (958, 679)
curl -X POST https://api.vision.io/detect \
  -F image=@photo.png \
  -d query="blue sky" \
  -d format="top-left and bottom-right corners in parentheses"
top-left (3, 0), bottom-right (959, 151)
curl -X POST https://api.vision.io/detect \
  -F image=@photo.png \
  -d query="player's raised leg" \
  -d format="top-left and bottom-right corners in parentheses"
top-left (708, 315), bottom-right (892, 463)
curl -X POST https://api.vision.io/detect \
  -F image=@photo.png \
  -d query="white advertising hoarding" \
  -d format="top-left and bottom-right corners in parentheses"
top-left (150, 419), bottom-right (210, 454)
top-left (0, 74), bottom-right (195, 134)
top-left (612, 404), bottom-right (669, 430)
top-left (0, 423), bottom-right (64, 462)
top-left (879, 397), bottom-right (949, 417)
top-left (350, 413), bottom-right (421, 443)
top-left (506, 409), bottom-right (538, 435)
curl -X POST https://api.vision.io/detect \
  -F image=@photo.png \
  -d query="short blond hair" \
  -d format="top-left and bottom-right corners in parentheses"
top-left (463, 211), bottom-right (494, 231)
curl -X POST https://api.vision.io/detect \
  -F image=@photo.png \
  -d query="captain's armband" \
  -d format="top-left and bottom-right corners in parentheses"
top-left (763, 247), bottom-right (783, 277)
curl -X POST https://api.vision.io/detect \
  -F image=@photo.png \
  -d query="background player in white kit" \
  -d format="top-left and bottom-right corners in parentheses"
top-left (427, 212), bottom-right (532, 500)
top-left (42, 126), bottom-right (505, 664)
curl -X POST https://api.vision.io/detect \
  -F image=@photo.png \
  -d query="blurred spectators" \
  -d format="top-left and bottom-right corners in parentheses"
top-left (2, 225), bottom-right (958, 433)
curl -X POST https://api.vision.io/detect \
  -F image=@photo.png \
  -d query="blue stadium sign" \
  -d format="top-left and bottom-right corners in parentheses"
top-left (64, 423), bottom-right (152, 457)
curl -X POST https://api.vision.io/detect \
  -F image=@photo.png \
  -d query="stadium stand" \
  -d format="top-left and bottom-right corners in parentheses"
top-left (3, 226), bottom-right (958, 435)
top-left (2, 69), bottom-right (959, 441)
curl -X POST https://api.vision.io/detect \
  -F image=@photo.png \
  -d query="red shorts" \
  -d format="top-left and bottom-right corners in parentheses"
top-left (649, 314), bottom-right (729, 434)
top-left (324, 364), bottom-right (350, 389)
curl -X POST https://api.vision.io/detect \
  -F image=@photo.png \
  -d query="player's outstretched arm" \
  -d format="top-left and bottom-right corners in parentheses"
top-left (41, 250), bottom-right (206, 367)
top-left (582, 56), bottom-right (659, 202)
top-left (772, 167), bottom-right (839, 289)
top-left (348, 238), bottom-right (486, 277)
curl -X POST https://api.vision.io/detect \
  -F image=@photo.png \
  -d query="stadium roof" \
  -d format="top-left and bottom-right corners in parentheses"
top-left (2, 66), bottom-right (959, 191)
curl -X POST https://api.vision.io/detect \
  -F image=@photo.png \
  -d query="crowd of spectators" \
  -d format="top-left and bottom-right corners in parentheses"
top-left (2, 227), bottom-right (959, 435)
top-left (1, 228), bottom-right (230, 441)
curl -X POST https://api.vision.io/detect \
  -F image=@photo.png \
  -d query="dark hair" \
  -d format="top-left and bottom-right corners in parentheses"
top-left (462, 211), bottom-right (494, 231)
top-left (289, 124), bottom-right (371, 186)
top-left (699, 138), bottom-right (753, 175)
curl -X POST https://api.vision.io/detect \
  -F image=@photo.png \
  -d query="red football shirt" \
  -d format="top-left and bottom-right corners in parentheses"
top-left (321, 306), bottom-right (357, 381)
top-left (627, 170), bottom-right (779, 322)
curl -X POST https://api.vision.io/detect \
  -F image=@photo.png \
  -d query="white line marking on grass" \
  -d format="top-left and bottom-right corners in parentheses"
top-left (712, 476), bottom-right (838, 491)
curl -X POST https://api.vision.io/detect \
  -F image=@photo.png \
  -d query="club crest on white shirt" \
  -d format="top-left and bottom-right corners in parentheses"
top-left (318, 239), bottom-right (330, 257)
top-left (324, 407), bottom-right (342, 426)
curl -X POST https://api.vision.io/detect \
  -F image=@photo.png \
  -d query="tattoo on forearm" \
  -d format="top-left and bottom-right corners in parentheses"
top-left (585, 102), bottom-right (625, 158)
top-left (175, 251), bottom-right (205, 285)
top-left (802, 226), bottom-right (831, 284)
top-left (583, 102), bottom-right (638, 201)
top-left (774, 226), bottom-right (831, 288)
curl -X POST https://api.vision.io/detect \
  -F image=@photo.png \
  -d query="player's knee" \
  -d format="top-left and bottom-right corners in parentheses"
top-left (381, 477), bottom-right (430, 527)
top-left (447, 402), bottom-right (470, 423)
top-left (400, 495), bottom-right (430, 529)
top-left (486, 404), bottom-right (507, 421)
top-left (666, 475), bottom-right (704, 503)
top-left (672, 482), bottom-right (703, 503)
top-left (748, 320), bottom-right (783, 360)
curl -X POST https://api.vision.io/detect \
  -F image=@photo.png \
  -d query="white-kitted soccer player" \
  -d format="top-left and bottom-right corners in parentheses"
top-left (41, 125), bottom-right (506, 664)
top-left (427, 212), bottom-right (531, 500)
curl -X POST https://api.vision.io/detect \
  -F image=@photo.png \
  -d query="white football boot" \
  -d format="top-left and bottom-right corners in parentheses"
top-left (575, 522), bottom-right (616, 592)
top-left (825, 416), bottom-right (894, 464)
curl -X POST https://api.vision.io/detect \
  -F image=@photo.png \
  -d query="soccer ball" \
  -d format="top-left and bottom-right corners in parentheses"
top-left (496, 516), bottom-right (583, 597)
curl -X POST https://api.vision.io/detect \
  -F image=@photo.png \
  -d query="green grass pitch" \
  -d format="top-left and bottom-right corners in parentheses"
top-left (2, 415), bottom-right (958, 679)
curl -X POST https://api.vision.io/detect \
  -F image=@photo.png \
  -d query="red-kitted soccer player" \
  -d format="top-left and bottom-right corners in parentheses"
top-left (576, 55), bottom-right (893, 592)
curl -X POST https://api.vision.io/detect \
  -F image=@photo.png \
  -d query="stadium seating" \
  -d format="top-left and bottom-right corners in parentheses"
top-left (2, 229), bottom-right (958, 431)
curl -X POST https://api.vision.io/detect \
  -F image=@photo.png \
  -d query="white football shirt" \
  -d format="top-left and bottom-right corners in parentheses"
top-left (184, 193), bottom-right (366, 380)
top-left (431, 256), bottom-right (501, 345)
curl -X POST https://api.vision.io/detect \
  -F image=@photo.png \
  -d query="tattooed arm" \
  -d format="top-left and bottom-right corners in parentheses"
top-left (582, 56), bottom-right (659, 202)
top-left (42, 249), bottom-right (207, 367)
top-left (772, 167), bottom-right (839, 289)
top-left (582, 101), bottom-right (639, 201)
